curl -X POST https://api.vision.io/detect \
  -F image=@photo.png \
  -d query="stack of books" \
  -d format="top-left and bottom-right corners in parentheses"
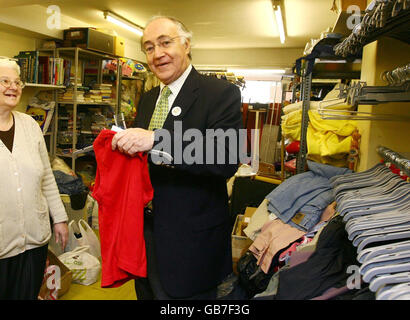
top-left (58, 86), bottom-right (87, 102)
top-left (91, 83), bottom-right (113, 103)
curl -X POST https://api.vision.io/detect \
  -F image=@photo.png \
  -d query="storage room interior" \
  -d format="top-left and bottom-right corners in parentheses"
top-left (0, 0), bottom-right (409, 301)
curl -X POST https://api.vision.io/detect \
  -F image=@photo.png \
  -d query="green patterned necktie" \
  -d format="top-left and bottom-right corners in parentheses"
top-left (148, 86), bottom-right (172, 130)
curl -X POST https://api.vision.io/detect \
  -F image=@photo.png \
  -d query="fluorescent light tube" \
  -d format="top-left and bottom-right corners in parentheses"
top-left (103, 11), bottom-right (143, 36)
top-left (274, 5), bottom-right (285, 44)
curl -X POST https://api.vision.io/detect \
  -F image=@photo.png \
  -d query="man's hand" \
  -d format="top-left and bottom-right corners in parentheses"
top-left (53, 222), bottom-right (68, 251)
top-left (111, 128), bottom-right (155, 156)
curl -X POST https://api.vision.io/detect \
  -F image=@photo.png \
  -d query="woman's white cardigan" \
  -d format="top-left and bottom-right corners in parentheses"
top-left (0, 111), bottom-right (67, 259)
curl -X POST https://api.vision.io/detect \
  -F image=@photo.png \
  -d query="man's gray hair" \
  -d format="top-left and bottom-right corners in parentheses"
top-left (142, 15), bottom-right (193, 60)
top-left (0, 57), bottom-right (20, 75)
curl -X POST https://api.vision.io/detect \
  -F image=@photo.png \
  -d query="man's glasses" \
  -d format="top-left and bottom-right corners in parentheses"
top-left (143, 36), bottom-right (183, 55)
top-left (0, 78), bottom-right (25, 89)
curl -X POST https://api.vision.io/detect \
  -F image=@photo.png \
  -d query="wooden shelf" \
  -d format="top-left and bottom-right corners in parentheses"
top-left (25, 83), bottom-right (65, 89)
top-left (58, 101), bottom-right (116, 106)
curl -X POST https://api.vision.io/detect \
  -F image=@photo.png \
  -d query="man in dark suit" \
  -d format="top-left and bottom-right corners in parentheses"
top-left (111, 15), bottom-right (243, 299)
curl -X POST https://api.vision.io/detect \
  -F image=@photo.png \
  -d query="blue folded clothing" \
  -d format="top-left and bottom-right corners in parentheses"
top-left (266, 161), bottom-right (351, 232)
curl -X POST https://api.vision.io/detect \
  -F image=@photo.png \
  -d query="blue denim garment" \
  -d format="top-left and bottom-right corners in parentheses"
top-left (266, 161), bottom-right (351, 232)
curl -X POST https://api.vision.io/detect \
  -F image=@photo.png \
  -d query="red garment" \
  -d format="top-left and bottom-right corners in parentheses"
top-left (92, 129), bottom-right (153, 288)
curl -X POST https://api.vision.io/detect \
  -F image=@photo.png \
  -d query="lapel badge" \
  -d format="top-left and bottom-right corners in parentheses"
top-left (171, 106), bottom-right (182, 117)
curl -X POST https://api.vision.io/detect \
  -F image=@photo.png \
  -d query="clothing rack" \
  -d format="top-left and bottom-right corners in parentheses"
top-left (377, 145), bottom-right (410, 177)
top-left (330, 160), bottom-right (410, 300)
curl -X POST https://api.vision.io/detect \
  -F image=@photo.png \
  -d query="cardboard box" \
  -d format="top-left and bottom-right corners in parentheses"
top-left (231, 214), bottom-right (253, 274)
top-left (243, 207), bottom-right (257, 224)
top-left (114, 36), bottom-right (125, 57)
top-left (63, 28), bottom-right (114, 55)
top-left (38, 249), bottom-right (72, 299)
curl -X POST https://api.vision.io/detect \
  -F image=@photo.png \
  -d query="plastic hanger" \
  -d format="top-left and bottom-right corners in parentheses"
top-left (377, 282), bottom-right (410, 300)
top-left (357, 231), bottom-right (410, 253)
top-left (357, 240), bottom-right (410, 264)
top-left (348, 215), bottom-right (410, 241)
top-left (360, 250), bottom-right (410, 277)
top-left (369, 271), bottom-right (410, 292)
top-left (353, 224), bottom-right (410, 247)
top-left (375, 283), bottom-right (399, 300)
top-left (333, 168), bottom-right (395, 196)
top-left (339, 184), bottom-right (410, 215)
top-left (363, 262), bottom-right (410, 284)
top-left (342, 194), bottom-right (410, 221)
top-left (378, 282), bottom-right (410, 300)
top-left (330, 163), bottom-right (385, 186)
top-left (345, 209), bottom-right (410, 232)
top-left (111, 124), bottom-right (174, 163)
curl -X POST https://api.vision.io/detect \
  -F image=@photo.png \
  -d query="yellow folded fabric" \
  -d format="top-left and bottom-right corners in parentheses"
top-left (281, 109), bottom-right (302, 141)
top-left (281, 109), bottom-right (357, 167)
top-left (308, 110), bottom-right (357, 137)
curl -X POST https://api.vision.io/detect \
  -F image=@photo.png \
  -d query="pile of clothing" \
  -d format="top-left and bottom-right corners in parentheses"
top-left (226, 161), bottom-right (375, 300)
top-left (281, 85), bottom-right (358, 167)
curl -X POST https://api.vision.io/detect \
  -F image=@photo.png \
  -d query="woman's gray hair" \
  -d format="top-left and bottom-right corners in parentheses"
top-left (0, 57), bottom-right (20, 75)
top-left (142, 15), bottom-right (193, 60)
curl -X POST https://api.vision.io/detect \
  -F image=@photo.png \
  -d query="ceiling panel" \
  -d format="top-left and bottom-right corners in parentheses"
top-left (2, 0), bottom-right (341, 50)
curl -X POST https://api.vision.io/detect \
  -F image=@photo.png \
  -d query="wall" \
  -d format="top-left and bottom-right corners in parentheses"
top-left (357, 37), bottom-right (410, 172)
top-left (0, 28), bottom-right (39, 113)
top-left (191, 47), bottom-right (303, 69)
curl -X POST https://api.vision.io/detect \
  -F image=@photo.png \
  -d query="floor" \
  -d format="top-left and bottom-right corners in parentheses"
top-left (59, 273), bottom-right (137, 300)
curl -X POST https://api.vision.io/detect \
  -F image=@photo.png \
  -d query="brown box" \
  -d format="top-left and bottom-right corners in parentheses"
top-left (38, 249), bottom-right (72, 299)
top-left (231, 214), bottom-right (253, 274)
top-left (341, 0), bottom-right (367, 11)
top-left (63, 28), bottom-right (114, 55)
top-left (114, 36), bottom-right (125, 57)
top-left (243, 207), bottom-right (257, 224)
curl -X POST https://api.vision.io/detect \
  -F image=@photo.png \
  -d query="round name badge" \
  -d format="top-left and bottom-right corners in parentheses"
top-left (171, 106), bottom-right (182, 117)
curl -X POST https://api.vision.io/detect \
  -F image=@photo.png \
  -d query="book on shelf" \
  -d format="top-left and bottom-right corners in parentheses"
top-left (14, 51), bottom-right (39, 84)
top-left (16, 51), bottom-right (71, 86)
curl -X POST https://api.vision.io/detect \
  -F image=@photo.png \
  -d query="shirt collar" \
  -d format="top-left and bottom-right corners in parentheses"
top-left (160, 64), bottom-right (192, 96)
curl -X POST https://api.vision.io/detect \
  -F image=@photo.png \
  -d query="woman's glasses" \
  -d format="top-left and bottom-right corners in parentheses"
top-left (0, 78), bottom-right (25, 89)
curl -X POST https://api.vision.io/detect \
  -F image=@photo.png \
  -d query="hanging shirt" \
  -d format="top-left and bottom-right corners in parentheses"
top-left (93, 129), bottom-right (153, 288)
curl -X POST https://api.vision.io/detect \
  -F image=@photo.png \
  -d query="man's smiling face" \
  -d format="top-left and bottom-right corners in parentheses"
top-left (143, 18), bottom-right (190, 85)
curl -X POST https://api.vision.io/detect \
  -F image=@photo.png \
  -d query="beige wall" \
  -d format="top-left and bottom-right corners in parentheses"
top-left (0, 29), bottom-right (38, 113)
top-left (357, 37), bottom-right (410, 171)
top-left (192, 47), bottom-right (303, 69)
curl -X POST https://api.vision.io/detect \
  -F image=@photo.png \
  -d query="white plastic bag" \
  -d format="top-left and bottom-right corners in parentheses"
top-left (85, 194), bottom-right (99, 230)
top-left (64, 220), bottom-right (86, 253)
top-left (78, 219), bottom-right (101, 259)
top-left (58, 246), bottom-right (101, 286)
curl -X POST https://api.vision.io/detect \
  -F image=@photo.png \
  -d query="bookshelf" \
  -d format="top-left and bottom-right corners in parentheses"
top-left (14, 46), bottom-right (147, 173)
top-left (53, 47), bottom-right (120, 172)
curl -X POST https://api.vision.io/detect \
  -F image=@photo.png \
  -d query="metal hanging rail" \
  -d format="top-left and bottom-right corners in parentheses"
top-left (377, 145), bottom-right (410, 177)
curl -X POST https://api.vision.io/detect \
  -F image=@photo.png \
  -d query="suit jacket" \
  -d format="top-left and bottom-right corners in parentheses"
top-left (134, 66), bottom-right (243, 298)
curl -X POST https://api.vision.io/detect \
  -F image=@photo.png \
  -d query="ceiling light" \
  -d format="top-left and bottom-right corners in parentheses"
top-left (103, 10), bottom-right (144, 36)
top-left (273, 3), bottom-right (286, 44)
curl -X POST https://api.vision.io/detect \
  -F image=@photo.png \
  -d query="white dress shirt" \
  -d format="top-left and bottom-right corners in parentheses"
top-left (156, 64), bottom-right (193, 110)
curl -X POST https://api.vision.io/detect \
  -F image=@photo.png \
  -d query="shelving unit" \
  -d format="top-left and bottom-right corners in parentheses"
top-left (52, 47), bottom-right (120, 172)
top-left (117, 61), bottom-right (146, 128)
top-left (24, 83), bottom-right (66, 89)
top-left (334, 9), bottom-right (410, 57)
top-left (294, 57), bottom-right (361, 174)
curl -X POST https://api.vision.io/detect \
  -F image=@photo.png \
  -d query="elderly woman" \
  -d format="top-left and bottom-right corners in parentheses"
top-left (0, 57), bottom-right (68, 300)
